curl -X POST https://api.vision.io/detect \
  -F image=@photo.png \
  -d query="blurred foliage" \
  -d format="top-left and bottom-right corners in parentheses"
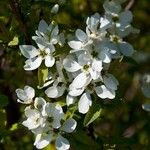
top-left (0, 0), bottom-right (150, 150)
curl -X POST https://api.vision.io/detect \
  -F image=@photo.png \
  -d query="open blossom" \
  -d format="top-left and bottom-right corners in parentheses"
top-left (19, 39), bottom-right (55, 70)
top-left (67, 73), bottom-right (119, 114)
top-left (16, 86), bottom-right (35, 104)
top-left (63, 53), bottom-right (103, 89)
top-left (32, 20), bottom-right (65, 46)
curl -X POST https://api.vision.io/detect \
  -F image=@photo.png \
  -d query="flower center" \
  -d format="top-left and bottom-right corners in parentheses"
top-left (91, 51), bottom-right (98, 58)
top-left (39, 50), bottom-right (48, 58)
top-left (83, 64), bottom-right (90, 71)
top-left (112, 16), bottom-right (119, 22)
top-left (110, 35), bottom-right (121, 43)
top-left (47, 117), bottom-right (54, 123)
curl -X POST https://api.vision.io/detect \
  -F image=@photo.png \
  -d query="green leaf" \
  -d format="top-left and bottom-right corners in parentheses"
top-left (0, 94), bottom-right (9, 108)
top-left (8, 36), bottom-right (18, 46)
top-left (84, 102), bottom-right (102, 126)
top-left (10, 123), bottom-right (18, 131)
top-left (38, 65), bottom-right (48, 87)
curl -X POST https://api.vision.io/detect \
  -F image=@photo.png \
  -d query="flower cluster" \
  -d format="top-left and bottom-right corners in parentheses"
top-left (16, 0), bottom-right (138, 149)
top-left (16, 86), bottom-right (77, 149)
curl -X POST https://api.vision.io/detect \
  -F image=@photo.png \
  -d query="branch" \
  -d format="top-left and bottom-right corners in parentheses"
top-left (125, 0), bottom-right (135, 10)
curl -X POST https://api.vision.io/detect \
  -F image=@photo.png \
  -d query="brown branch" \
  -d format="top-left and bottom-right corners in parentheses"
top-left (8, 0), bottom-right (31, 44)
top-left (125, 0), bottom-right (135, 10)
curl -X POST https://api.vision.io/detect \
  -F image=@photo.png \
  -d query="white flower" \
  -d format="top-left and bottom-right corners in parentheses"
top-left (19, 39), bottom-right (55, 70)
top-left (63, 53), bottom-right (103, 89)
top-left (44, 103), bottom-right (64, 129)
top-left (16, 86), bottom-right (35, 104)
top-left (86, 13), bottom-right (110, 38)
top-left (34, 116), bottom-right (77, 150)
top-left (33, 20), bottom-right (60, 45)
top-left (68, 29), bottom-right (92, 53)
top-left (22, 107), bottom-right (45, 130)
top-left (34, 131), bottom-right (53, 149)
top-left (32, 20), bottom-right (65, 46)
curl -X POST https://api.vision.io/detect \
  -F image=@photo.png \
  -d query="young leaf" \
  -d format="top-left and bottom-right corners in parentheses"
top-left (38, 65), bottom-right (48, 87)
top-left (84, 102), bottom-right (102, 126)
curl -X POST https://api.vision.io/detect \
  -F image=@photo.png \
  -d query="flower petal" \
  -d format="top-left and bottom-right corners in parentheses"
top-left (45, 55), bottom-right (55, 67)
top-left (95, 85), bottom-right (115, 99)
top-left (34, 133), bottom-right (53, 149)
top-left (103, 74), bottom-right (119, 90)
top-left (24, 57), bottom-right (42, 71)
top-left (61, 118), bottom-right (77, 133)
top-left (38, 20), bottom-right (48, 33)
top-left (119, 42), bottom-right (134, 57)
top-left (63, 56), bottom-right (81, 72)
top-left (72, 72), bottom-right (88, 88)
top-left (76, 29), bottom-right (88, 42)
top-left (68, 41), bottom-right (83, 50)
top-left (92, 60), bottom-right (103, 72)
top-left (24, 86), bottom-right (35, 99)
top-left (19, 45), bottom-right (39, 58)
top-left (78, 92), bottom-right (92, 114)
top-left (55, 135), bottom-right (70, 150)
top-left (66, 94), bottom-right (76, 106)
top-left (45, 85), bottom-right (65, 98)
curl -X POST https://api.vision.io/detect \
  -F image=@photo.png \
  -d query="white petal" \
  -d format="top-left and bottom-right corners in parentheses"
top-left (103, 0), bottom-right (121, 14)
top-left (92, 60), bottom-right (103, 72)
top-left (51, 25), bottom-right (59, 37)
top-left (34, 133), bottom-right (53, 149)
top-left (99, 49), bottom-right (111, 63)
top-left (66, 94), bottom-right (76, 106)
top-left (55, 135), bottom-right (70, 150)
top-left (34, 38), bottom-right (47, 50)
top-left (68, 41), bottom-right (83, 50)
top-left (95, 85), bottom-right (115, 99)
top-left (24, 56), bottom-right (42, 70)
top-left (100, 17), bottom-right (110, 30)
top-left (45, 85), bottom-right (65, 98)
top-left (78, 92), bottom-right (92, 114)
top-left (76, 29), bottom-right (88, 42)
top-left (89, 69), bottom-right (99, 80)
top-left (61, 118), bottom-right (77, 133)
top-left (34, 97), bottom-right (46, 110)
top-left (16, 89), bottom-right (28, 102)
top-left (103, 74), bottom-right (119, 90)
top-left (119, 10), bottom-right (133, 27)
top-left (69, 87), bottom-right (84, 97)
top-left (38, 20), bottom-right (48, 33)
top-left (19, 45), bottom-right (39, 58)
top-left (45, 55), bottom-right (55, 67)
top-left (24, 86), bottom-right (35, 99)
top-left (63, 56), bottom-right (81, 72)
top-left (72, 72), bottom-right (88, 88)
top-left (119, 42), bottom-right (134, 57)
top-left (78, 53), bottom-right (91, 66)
